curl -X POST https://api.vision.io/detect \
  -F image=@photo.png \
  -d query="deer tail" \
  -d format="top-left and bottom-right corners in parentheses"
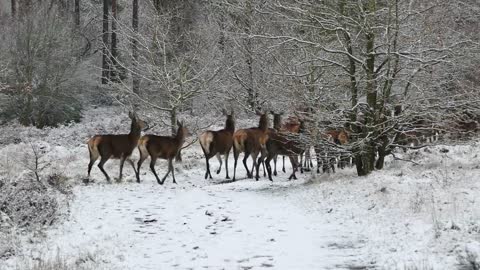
top-left (199, 132), bottom-right (214, 155)
top-left (137, 136), bottom-right (149, 159)
top-left (233, 130), bottom-right (247, 152)
top-left (87, 136), bottom-right (100, 160)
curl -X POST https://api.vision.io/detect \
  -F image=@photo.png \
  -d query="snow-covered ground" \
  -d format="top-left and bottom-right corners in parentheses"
top-left (1, 107), bottom-right (480, 269)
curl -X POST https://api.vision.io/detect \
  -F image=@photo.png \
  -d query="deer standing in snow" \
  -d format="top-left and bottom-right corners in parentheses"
top-left (199, 109), bottom-right (235, 180)
top-left (263, 120), bottom-right (307, 181)
top-left (232, 111), bottom-right (269, 181)
top-left (314, 128), bottom-right (349, 173)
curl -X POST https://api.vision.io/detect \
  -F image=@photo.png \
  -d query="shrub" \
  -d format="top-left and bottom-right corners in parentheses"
top-left (0, 2), bottom-right (83, 128)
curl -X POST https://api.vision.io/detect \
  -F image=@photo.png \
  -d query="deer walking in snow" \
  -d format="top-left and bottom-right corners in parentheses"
top-left (136, 121), bottom-right (189, 185)
top-left (199, 110), bottom-right (235, 180)
top-left (87, 111), bottom-right (148, 182)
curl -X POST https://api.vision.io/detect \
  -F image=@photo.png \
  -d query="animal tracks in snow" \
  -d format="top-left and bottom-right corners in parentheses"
top-left (8, 174), bottom-right (370, 270)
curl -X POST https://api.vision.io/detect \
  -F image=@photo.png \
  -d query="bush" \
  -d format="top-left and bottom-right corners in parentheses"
top-left (0, 2), bottom-right (83, 128)
top-left (0, 175), bottom-right (59, 228)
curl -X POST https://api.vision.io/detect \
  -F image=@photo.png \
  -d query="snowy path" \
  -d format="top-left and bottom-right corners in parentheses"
top-left (36, 178), bottom-right (369, 270)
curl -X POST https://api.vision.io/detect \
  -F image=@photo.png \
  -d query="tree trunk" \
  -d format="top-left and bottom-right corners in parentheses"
top-left (245, 0), bottom-right (256, 110)
top-left (356, 0), bottom-right (378, 176)
top-left (74, 0), bottom-right (80, 27)
top-left (375, 150), bottom-right (386, 170)
top-left (110, 0), bottom-right (118, 81)
top-left (132, 0), bottom-right (140, 94)
top-left (101, 0), bottom-right (109, 84)
top-left (11, 0), bottom-right (16, 17)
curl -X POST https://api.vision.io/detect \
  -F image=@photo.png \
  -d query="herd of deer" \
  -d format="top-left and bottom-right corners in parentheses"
top-left (86, 110), bottom-right (351, 185)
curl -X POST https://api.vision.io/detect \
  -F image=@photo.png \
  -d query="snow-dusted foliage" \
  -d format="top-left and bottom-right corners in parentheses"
top-left (1, 0), bottom-right (480, 269)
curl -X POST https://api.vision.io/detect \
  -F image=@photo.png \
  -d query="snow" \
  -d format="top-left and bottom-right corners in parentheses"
top-left (1, 107), bottom-right (480, 269)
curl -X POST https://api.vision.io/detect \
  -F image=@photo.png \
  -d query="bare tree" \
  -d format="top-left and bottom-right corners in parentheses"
top-left (11, 0), bottom-right (16, 17)
top-left (74, 0), bottom-right (80, 27)
top-left (110, 0), bottom-right (118, 81)
top-left (110, 2), bottom-right (221, 133)
top-left (101, 0), bottom-right (109, 84)
top-left (132, 0), bottom-right (139, 94)
top-left (255, 0), bottom-right (476, 175)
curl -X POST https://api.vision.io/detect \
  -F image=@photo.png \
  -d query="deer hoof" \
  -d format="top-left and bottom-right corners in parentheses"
top-left (273, 171), bottom-right (277, 176)
top-left (216, 170), bottom-right (221, 174)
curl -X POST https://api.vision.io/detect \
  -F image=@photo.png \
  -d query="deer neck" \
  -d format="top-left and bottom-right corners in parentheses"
top-left (225, 118), bottom-right (235, 132)
top-left (273, 115), bottom-right (281, 130)
top-left (129, 121), bottom-right (142, 141)
top-left (258, 116), bottom-right (269, 132)
top-left (174, 128), bottom-right (186, 147)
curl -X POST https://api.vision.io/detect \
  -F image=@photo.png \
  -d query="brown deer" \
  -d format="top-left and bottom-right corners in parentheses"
top-left (136, 120), bottom-right (189, 185)
top-left (270, 113), bottom-right (312, 175)
top-left (263, 120), bottom-right (306, 181)
top-left (232, 111), bottom-right (269, 181)
top-left (87, 111), bottom-right (148, 182)
top-left (269, 111), bottom-right (284, 176)
top-left (314, 129), bottom-right (349, 173)
top-left (199, 109), bottom-right (235, 180)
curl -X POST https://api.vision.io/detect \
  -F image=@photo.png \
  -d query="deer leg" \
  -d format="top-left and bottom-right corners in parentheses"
top-left (253, 152), bottom-right (262, 181)
top-left (305, 150), bottom-right (312, 172)
top-left (204, 155), bottom-right (212, 180)
top-left (118, 156), bottom-right (126, 182)
top-left (97, 156), bottom-right (111, 182)
top-left (288, 156), bottom-right (299, 180)
top-left (282, 156), bottom-right (286, 173)
top-left (136, 155), bottom-right (148, 183)
top-left (315, 148), bottom-right (322, 174)
top-left (265, 155), bottom-right (273, 181)
top-left (233, 147), bottom-right (239, 181)
top-left (273, 155), bottom-right (277, 176)
top-left (127, 158), bottom-right (137, 178)
top-left (243, 152), bottom-right (251, 178)
top-left (262, 160), bottom-right (266, 177)
top-left (169, 159), bottom-right (177, 184)
top-left (87, 158), bottom-right (97, 179)
top-left (149, 157), bottom-right (162, 185)
top-left (160, 158), bottom-right (172, 185)
top-left (216, 153), bottom-right (222, 174)
top-left (252, 152), bottom-right (260, 180)
top-left (225, 150), bottom-right (230, 179)
top-left (331, 157), bottom-right (336, 173)
top-left (300, 152), bottom-right (304, 173)
top-left (202, 149), bottom-right (209, 179)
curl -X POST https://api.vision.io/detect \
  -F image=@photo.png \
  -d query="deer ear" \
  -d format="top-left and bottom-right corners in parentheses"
top-left (230, 109), bottom-right (234, 116)
top-left (128, 111), bottom-right (134, 119)
top-left (177, 120), bottom-right (183, 127)
top-left (222, 109), bottom-right (228, 116)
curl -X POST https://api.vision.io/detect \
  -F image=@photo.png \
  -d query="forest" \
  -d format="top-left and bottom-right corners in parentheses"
top-left (1, 0), bottom-right (480, 269)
